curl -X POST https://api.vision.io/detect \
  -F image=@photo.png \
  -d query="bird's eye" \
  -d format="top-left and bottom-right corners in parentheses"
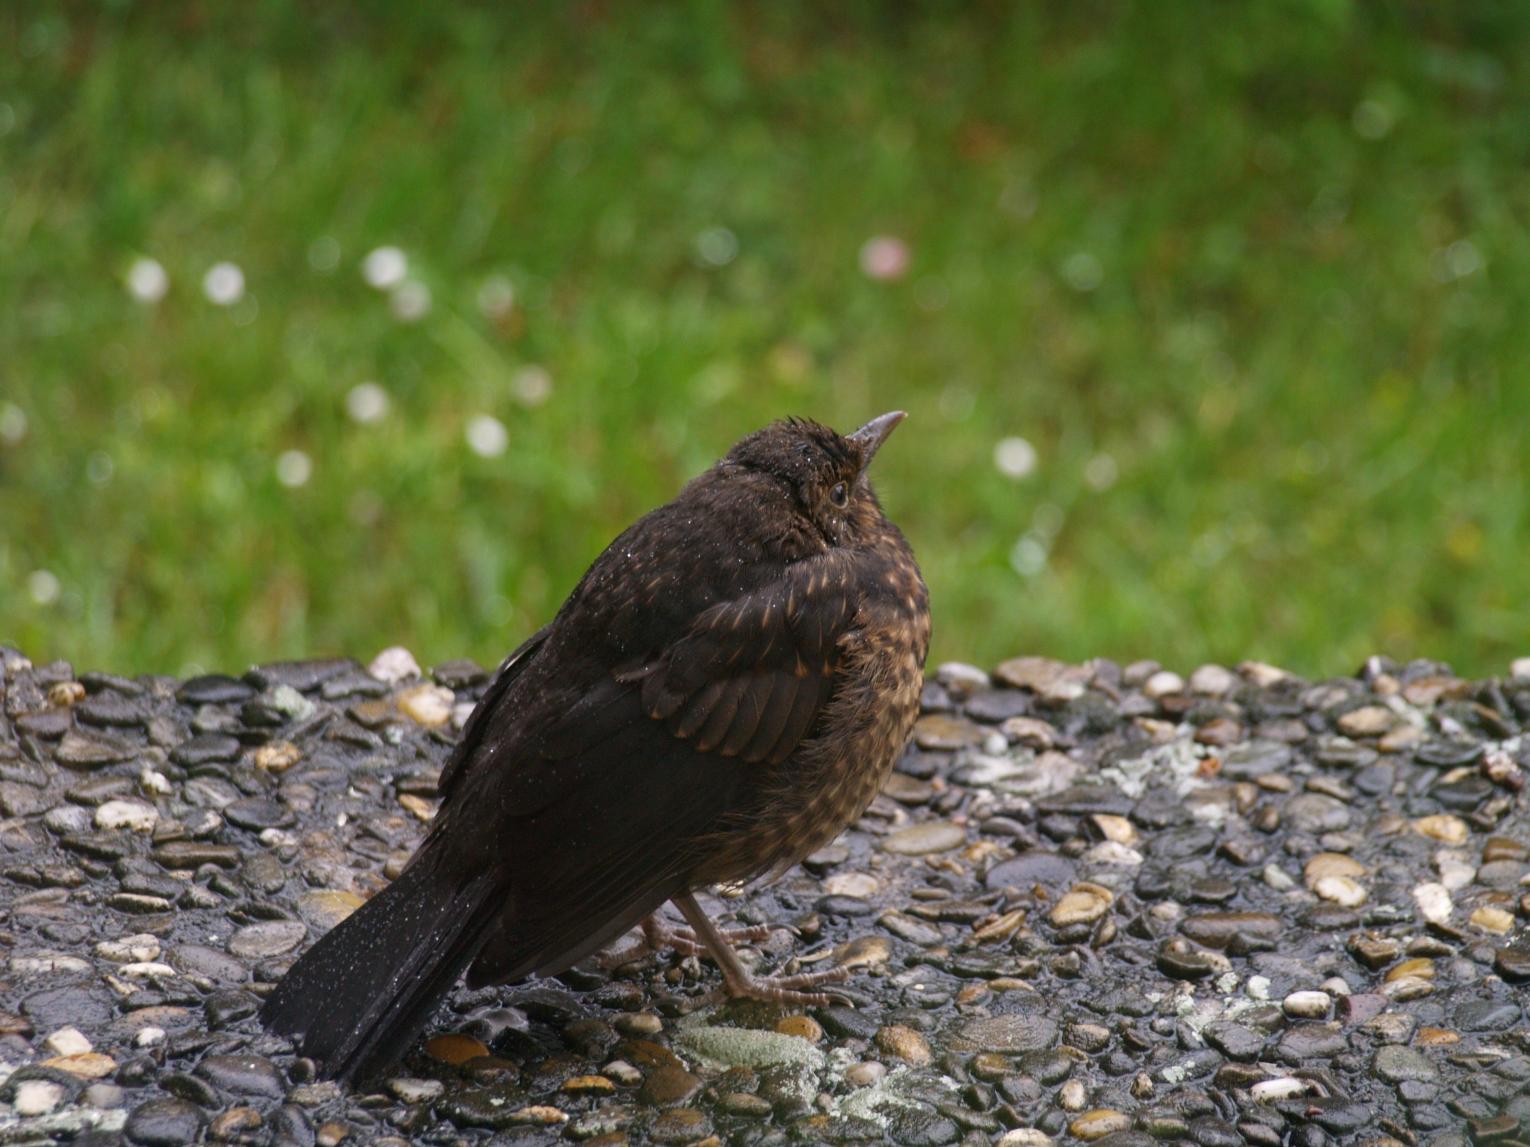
top-left (829, 482), bottom-right (849, 508)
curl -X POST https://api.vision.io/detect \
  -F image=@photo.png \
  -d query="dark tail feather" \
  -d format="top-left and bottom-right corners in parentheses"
top-left (260, 853), bottom-right (499, 1084)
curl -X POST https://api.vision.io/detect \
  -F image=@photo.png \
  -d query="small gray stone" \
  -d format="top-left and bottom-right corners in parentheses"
top-left (945, 1013), bottom-right (1059, 1054)
top-left (228, 921), bottom-right (306, 959)
top-left (1374, 1044), bottom-right (1437, 1084)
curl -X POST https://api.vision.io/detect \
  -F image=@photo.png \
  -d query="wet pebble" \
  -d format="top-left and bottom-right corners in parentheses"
top-left (228, 920), bottom-right (306, 958)
top-left (881, 821), bottom-right (966, 855)
top-left (124, 1097), bottom-right (204, 1145)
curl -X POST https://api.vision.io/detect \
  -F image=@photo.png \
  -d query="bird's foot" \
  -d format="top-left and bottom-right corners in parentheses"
top-left (599, 914), bottom-right (776, 968)
top-left (712, 961), bottom-right (852, 1008)
top-left (671, 890), bottom-right (856, 1007)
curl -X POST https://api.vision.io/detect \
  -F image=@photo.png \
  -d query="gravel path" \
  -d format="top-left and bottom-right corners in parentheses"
top-left (3, 645), bottom-right (1529, 1146)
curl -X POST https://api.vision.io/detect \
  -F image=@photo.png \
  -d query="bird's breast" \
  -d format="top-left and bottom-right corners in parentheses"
top-left (691, 543), bottom-right (929, 887)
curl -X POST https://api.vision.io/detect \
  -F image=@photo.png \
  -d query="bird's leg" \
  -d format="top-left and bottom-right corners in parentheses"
top-left (641, 913), bottom-right (775, 958)
top-left (598, 910), bottom-right (775, 968)
top-left (673, 891), bottom-right (850, 1006)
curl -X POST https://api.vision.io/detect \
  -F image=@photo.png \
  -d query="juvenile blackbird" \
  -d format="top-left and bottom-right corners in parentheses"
top-left (261, 413), bottom-right (930, 1083)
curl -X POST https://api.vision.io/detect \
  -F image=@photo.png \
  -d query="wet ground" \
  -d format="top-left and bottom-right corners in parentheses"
top-left (2, 645), bottom-right (1529, 1146)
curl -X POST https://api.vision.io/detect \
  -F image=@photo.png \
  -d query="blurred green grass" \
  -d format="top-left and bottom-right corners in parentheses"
top-left (2, 2), bottom-right (1527, 679)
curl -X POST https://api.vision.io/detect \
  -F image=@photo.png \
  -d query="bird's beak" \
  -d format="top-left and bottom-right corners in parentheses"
top-left (848, 411), bottom-right (907, 472)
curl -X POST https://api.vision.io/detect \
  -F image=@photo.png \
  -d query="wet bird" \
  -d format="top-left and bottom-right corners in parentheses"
top-left (261, 413), bottom-right (930, 1083)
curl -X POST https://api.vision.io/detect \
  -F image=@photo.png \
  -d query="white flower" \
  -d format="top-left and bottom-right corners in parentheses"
top-left (390, 280), bottom-right (431, 322)
top-left (275, 449), bottom-right (312, 488)
top-left (477, 275), bottom-right (515, 320)
top-left (859, 236), bottom-right (909, 281)
top-left (511, 366), bottom-right (552, 407)
top-left (0, 402), bottom-right (26, 446)
top-left (695, 226), bottom-right (738, 267)
top-left (27, 570), bottom-right (60, 605)
top-left (993, 436), bottom-right (1038, 479)
top-left (465, 414), bottom-right (508, 458)
top-left (1060, 251), bottom-right (1102, 291)
top-left (202, 262), bottom-right (245, 306)
top-left (346, 382), bottom-right (390, 424)
top-left (1009, 535), bottom-right (1048, 578)
top-left (307, 236), bottom-right (341, 272)
top-left (1084, 453), bottom-right (1118, 490)
top-left (127, 258), bottom-right (169, 303)
top-left (362, 246), bottom-right (408, 290)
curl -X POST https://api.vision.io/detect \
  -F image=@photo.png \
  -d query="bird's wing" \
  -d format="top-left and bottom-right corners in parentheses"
top-left (437, 624), bottom-right (551, 800)
top-left (537, 550), bottom-right (860, 768)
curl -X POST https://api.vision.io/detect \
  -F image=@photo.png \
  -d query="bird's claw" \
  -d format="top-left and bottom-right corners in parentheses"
top-left (599, 914), bottom-right (777, 968)
top-left (712, 962), bottom-right (854, 1008)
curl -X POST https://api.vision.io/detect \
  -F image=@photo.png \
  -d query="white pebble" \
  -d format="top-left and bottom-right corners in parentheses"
top-left (1414, 881), bottom-right (1453, 924)
top-left (397, 684), bottom-right (454, 727)
top-left (134, 1026), bottom-right (166, 1048)
top-left (1261, 864), bottom-right (1296, 891)
top-left (139, 768), bottom-right (172, 795)
top-left (119, 961), bottom-right (177, 979)
top-left (368, 646), bottom-right (421, 684)
top-left (11, 953), bottom-right (91, 976)
top-left (1282, 990), bottom-right (1331, 1018)
top-left (388, 1077), bottom-right (445, 1103)
top-left (935, 662), bottom-right (991, 693)
top-left (95, 934), bottom-right (162, 964)
top-left (1143, 670), bottom-right (1186, 699)
top-left (823, 872), bottom-right (880, 899)
top-left (1313, 874), bottom-right (1367, 908)
top-left (13, 1079), bottom-right (67, 1116)
top-left (1511, 656), bottom-right (1530, 682)
top-left (1251, 1077), bottom-right (1310, 1103)
top-left (95, 799), bottom-right (159, 833)
top-left (1188, 664), bottom-right (1237, 696)
top-left (998, 1131), bottom-right (1056, 1147)
top-left (1435, 852), bottom-right (1476, 892)
top-left (45, 1026), bottom-right (93, 1056)
top-left (1245, 975), bottom-right (1272, 1001)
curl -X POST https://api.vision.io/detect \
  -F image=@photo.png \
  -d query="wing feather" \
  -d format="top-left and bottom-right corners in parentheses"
top-left (742, 675), bottom-right (799, 763)
top-left (768, 671), bottom-right (829, 764)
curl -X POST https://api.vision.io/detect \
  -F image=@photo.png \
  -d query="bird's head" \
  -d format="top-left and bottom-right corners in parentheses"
top-left (725, 412), bottom-right (906, 547)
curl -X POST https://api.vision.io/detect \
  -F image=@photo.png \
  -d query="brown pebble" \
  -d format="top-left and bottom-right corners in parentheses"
top-left (1069, 1109), bottom-right (1132, 1139)
top-left (424, 1033), bottom-right (489, 1066)
top-left (254, 741), bottom-right (301, 772)
top-left (639, 1064), bottom-right (702, 1107)
top-left (773, 1015), bottom-right (824, 1042)
top-left (875, 1024), bottom-right (932, 1065)
top-left (210, 1108), bottom-right (263, 1139)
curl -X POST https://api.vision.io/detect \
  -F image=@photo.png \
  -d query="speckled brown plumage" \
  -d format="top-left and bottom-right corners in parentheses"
top-left (262, 413), bottom-right (929, 1083)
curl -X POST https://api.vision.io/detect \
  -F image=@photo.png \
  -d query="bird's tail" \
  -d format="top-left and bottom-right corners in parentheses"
top-left (260, 849), bottom-right (499, 1084)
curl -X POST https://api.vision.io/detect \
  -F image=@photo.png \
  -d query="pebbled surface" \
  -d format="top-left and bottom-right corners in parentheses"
top-left (2, 646), bottom-right (1529, 1145)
